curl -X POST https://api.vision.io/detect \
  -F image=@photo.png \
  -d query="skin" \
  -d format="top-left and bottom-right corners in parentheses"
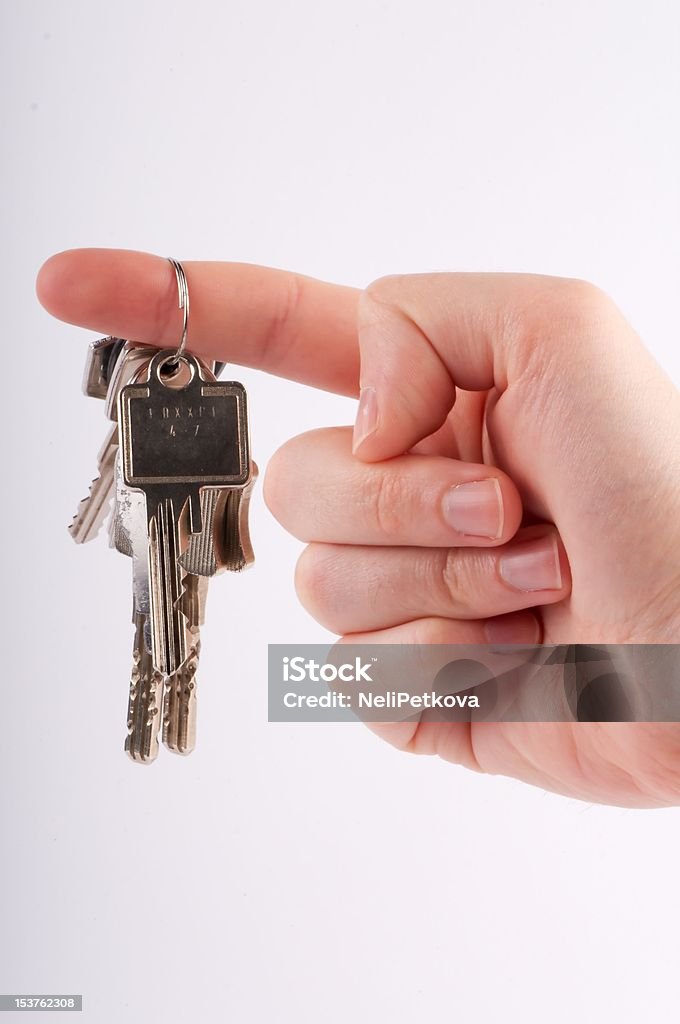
top-left (37, 249), bottom-right (680, 807)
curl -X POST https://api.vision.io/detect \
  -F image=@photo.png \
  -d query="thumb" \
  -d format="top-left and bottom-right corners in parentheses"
top-left (351, 271), bottom-right (627, 461)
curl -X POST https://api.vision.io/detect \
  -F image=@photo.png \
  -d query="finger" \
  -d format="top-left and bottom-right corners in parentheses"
top-left (295, 526), bottom-right (569, 634)
top-left (264, 426), bottom-right (523, 547)
top-left (36, 247), bottom-right (361, 396)
top-left (337, 612), bottom-right (543, 647)
top-left (351, 271), bottom-right (627, 459)
top-left (334, 614), bottom-right (542, 764)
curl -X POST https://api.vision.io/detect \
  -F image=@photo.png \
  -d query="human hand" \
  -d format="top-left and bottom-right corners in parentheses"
top-left (38, 250), bottom-right (680, 807)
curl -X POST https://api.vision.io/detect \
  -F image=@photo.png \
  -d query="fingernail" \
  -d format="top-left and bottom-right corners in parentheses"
top-left (353, 386), bottom-right (378, 453)
top-left (442, 479), bottom-right (504, 539)
top-left (499, 534), bottom-right (562, 592)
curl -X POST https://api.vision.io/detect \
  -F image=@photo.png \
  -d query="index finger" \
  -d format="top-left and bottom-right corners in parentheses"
top-left (36, 248), bottom-right (361, 396)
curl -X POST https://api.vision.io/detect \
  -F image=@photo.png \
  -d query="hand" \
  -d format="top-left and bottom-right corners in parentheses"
top-left (38, 250), bottom-right (680, 807)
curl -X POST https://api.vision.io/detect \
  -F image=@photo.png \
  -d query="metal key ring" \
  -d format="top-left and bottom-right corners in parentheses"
top-left (166, 257), bottom-right (190, 363)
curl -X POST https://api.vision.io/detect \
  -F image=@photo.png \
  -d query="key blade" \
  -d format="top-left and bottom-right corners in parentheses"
top-left (147, 499), bottom-right (188, 675)
top-left (68, 423), bottom-right (118, 544)
top-left (125, 607), bottom-right (164, 763)
top-left (115, 452), bottom-right (166, 757)
top-left (162, 574), bottom-right (207, 755)
top-left (72, 348), bottom-right (159, 546)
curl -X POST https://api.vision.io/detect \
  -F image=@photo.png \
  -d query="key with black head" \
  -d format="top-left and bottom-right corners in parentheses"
top-left (118, 349), bottom-right (252, 751)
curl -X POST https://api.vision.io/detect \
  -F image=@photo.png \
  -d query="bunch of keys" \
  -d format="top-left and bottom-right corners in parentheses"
top-left (69, 259), bottom-right (256, 763)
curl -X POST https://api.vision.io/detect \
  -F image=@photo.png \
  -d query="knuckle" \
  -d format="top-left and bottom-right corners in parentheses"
top-left (508, 277), bottom-right (620, 383)
top-left (363, 273), bottom-right (403, 303)
top-left (359, 274), bottom-right (407, 325)
top-left (369, 470), bottom-right (407, 540)
top-left (431, 549), bottom-right (477, 615)
top-left (534, 277), bottom-right (617, 336)
top-left (551, 277), bottom-right (617, 329)
top-left (438, 550), bottom-right (465, 613)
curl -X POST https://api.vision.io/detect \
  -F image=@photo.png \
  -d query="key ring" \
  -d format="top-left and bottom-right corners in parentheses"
top-left (166, 257), bottom-right (190, 363)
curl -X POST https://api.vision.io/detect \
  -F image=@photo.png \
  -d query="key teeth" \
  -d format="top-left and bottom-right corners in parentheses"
top-left (162, 640), bottom-right (200, 755)
top-left (68, 477), bottom-right (114, 544)
top-left (69, 424), bottom-right (118, 544)
top-left (125, 617), bottom-right (164, 764)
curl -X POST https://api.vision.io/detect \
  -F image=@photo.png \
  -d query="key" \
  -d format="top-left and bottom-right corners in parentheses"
top-left (105, 343), bottom-right (225, 421)
top-left (178, 470), bottom-right (257, 577)
top-left (69, 343), bottom-right (159, 544)
top-left (68, 423), bottom-right (118, 544)
top-left (71, 338), bottom-right (229, 545)
top-left (114, 459), bottom-right (203, 760)
top-left (113, 444), bottom-right (254, 757)
top-left (104, 343), bottom-right (160, 421)
top-left (113, 451), bottom-right (163, 761)
top-left (82, 336), bottom-right (125, 399)
top-left (111, 380), bottom-right (210, 760)
top-left (215, 473), bottom-right (257, 571)
top-left (126, 605), bottom-right (164, 763)
top-left (71, 305), bottom-right (255, 760)
top-left (118, 349), bottom-right (251, 752)
top-left (162, 572), bottom-right (208, 754)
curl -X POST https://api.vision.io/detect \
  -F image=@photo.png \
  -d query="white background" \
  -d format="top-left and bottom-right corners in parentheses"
top-left (2, 1), bottom-right (680, 1021)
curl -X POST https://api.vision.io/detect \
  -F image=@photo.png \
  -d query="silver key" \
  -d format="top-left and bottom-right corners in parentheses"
top-left (69, 343), bottom-right (158, 544)
top-left (105, 343), bottom-right (225, 421)
top-left (179, 469), bottom-right (258, 577)
top-left (162, 572), bottom-right (208, 754)
top-left (71, 299), bottom-right (255, 761)
top-left (117, 349), bottom-right (252, 754)
top-left (114, 450), bottom-right (162, 761)
top-left (113, 404), bottom-right (207, 760)
top-left (104, 342), bottom-right (159, 421)
top-left (68, 423), bottom-right (118, 544)
top-left (115, 460), bottom-right (203, 760)
top-left (72, 339), bottom-right (227, 546)
top-left (113, 456), bottom-right (251, 758)
top-left (126, 605), bottom-right (164, 763)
